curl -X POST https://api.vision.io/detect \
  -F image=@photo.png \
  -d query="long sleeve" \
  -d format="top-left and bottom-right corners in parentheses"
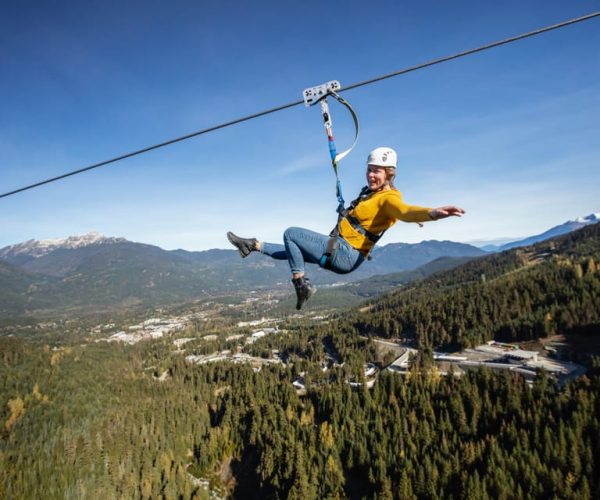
top-left (381, 191), bottom-right (432, 223)
top-left (338, 189), bottom-right (432, 254)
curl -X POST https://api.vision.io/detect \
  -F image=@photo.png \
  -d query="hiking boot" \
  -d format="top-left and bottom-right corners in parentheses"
top-left (227, 232), bottom-right (257, 258)
top-left (292, 276), bottom-right (316, 310)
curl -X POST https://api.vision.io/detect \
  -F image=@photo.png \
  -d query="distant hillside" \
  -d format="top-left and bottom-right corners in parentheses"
top-left (342, 223), bottom-right (600, 349)
top-left (0, 262), bottom-right (54, 315)
top-left (366, 240), bottom-right (485, 274)
top-left (340, 256), bottom-right (477, 298)
top-left (0, 234), bottom-right (484, 317)
top-left (483, 213), bottom-right (600, 252)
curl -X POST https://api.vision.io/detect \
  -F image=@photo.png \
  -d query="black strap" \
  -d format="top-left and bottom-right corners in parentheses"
top-left (319, 236), bottom-right (340, 269)
top-left (345, 215), bottom-right (381, 243)
top-left (332, 186), bottom-right (380, 239)
top-left (332, 186), bottom-right (370, 231)
top-left (326, 186), bottom-right (387, 259)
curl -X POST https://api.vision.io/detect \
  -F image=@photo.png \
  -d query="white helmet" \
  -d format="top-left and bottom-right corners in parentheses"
top-left (367, 147), bottom-right (397, 169)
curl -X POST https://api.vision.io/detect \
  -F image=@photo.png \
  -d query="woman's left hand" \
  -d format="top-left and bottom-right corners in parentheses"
top-left (429, 206), bottom-right (466, 220)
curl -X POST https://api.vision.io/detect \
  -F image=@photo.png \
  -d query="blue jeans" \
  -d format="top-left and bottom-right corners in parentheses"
top-left (261, 227), bottom-right (365, 275)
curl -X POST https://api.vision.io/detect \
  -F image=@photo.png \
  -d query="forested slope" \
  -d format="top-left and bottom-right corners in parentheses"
top-left (343, 224), bottom-right (600, 349)
top-left (1, 338), bottom-right (599, 499)
top-left (2, 225), bottom-right (599, 498)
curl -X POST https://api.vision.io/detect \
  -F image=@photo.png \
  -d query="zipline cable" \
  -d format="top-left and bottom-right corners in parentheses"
top-left (0, 100), bottom-right (301, 199)
top-left (343, 11), bottom-right (600, 92)
top-left (2, 11), bottom-right (599, 200)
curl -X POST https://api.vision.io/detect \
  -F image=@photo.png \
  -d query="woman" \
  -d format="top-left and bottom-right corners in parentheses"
top-left (227, 147), bottom-right (465, 310)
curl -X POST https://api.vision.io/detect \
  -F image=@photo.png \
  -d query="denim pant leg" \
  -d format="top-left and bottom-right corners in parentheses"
top-left (260, 243), bottom-right (288, 261)
top-left (261, 227), bottom-right (365, 275)
top-left (283, 227), bottom-right (330, 274)
top-left (260, 227), bottom-right (328, 274)
top-left (331, 237), bottom-right (365, 274)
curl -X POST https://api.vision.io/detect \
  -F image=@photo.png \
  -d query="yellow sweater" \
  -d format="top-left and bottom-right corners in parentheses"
top-left (339, 188), bottom-right (432, 254)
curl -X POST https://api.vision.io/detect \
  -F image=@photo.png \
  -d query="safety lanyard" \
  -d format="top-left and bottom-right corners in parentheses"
top-left (303, 81), bottom-right (359, 213)
top-left (304, 81), bottom-right (382, 265)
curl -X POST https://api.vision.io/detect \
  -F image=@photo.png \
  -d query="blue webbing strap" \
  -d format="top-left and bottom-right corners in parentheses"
top-left (319, 98), bottom-right (346, 210)
top-left (313, 89), bottom-right (361, 269)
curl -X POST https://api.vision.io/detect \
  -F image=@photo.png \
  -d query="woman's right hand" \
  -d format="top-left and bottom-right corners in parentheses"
top-left (429, 206), bottom-right (466, 220)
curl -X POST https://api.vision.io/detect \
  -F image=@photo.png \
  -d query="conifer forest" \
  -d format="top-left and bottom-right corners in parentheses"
top-left (2, 224), bottom-right (600, 499)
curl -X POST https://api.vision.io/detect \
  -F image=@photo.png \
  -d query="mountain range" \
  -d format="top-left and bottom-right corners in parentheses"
top-left (0, 233), bottom-right (484, 317)
top-left (0, 214), bottom-right (597, 317)
top-left (480, 213), bottom-right (600, 251)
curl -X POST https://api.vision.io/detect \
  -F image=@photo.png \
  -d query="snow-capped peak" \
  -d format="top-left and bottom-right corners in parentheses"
top-left (44, 232), bottom-right (111, 249)
top-left (0, 232), bottom-right (126, 259)
top-left (573, 213), bottom-right (600, 224)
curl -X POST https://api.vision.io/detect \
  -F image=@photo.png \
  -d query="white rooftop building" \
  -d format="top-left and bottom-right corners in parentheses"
top-left (506, 349), bottom-right (538, 362)
top-left (226, 334), bottom-right (245, 342)
top-left (364, 363), bottom-right (378, 378)
top-left (173, 338), bottom-right (194, 347)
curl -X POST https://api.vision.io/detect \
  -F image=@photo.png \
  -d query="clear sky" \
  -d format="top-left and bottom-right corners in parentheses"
top-left (1, 0), bottom-right (599, 250)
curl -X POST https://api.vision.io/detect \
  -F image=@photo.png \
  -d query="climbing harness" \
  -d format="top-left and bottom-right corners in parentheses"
top-left (303, 81), bottom-right (383, 269)
top-left (324, 187), bottom-right (387, 267)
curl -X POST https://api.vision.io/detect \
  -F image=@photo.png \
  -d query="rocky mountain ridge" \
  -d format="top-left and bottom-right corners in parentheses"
top-left (0, 232), bottom-right (126, 263)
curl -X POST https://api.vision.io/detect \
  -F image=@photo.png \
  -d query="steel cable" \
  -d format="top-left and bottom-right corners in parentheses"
top-left (2, 11), bottom-right (598, 199)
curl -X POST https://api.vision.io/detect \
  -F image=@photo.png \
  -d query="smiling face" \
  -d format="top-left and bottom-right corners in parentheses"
top-left (366, 165), bottom-right (393, 191)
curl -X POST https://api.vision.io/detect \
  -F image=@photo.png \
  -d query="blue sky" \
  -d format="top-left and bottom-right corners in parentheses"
top-left (1, 0), bottom-right (599, 250)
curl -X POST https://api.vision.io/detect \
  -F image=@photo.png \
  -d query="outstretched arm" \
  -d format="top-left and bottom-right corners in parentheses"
top-left (429, 206), bottom-right (466, 220)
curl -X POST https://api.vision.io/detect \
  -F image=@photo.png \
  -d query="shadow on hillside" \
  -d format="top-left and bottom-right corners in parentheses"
top-left (230, 446), bottom-right (265, 499)
top-left (562, 323), bottom-right (600, 365)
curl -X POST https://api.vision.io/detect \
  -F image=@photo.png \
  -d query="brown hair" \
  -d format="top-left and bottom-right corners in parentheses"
top-left (385, 168), bottom-right (397, 190)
